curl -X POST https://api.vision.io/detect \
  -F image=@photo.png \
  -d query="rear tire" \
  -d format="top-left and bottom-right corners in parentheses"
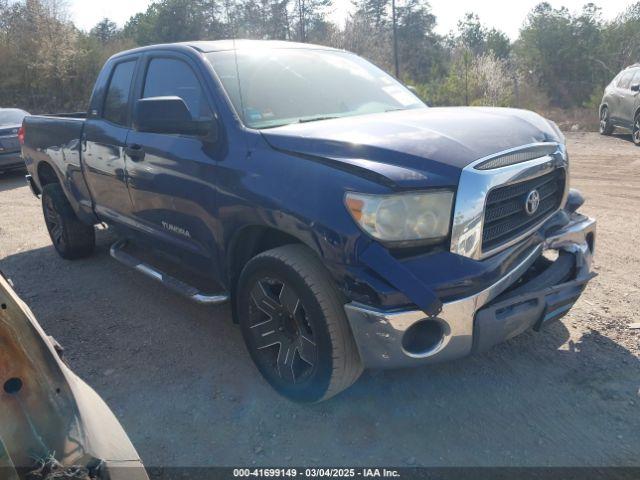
top-left (42, 183), bottom-right (95, 259)
top-left (633, 114), bottom-right (640, 146)
top-left (237, 244), bottom-right (363, 403)
top-left (599, 106), bottom-right (613, 135)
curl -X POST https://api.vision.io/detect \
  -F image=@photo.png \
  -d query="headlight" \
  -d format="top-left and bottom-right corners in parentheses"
top-left (345, 190), bottom-right (454, 243)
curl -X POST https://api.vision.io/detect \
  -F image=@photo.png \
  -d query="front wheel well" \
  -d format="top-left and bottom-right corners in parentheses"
top-left (37, 162), bottom-right (60, 187)
top-left (228, 226), bottom-right (306, 321)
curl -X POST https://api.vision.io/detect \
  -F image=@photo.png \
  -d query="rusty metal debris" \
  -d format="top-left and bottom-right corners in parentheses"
top-left (0, 271), bottom-right (148, 480)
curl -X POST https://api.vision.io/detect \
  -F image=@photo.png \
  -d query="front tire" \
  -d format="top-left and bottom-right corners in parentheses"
top-left (237, 244), bottom-right (363, 403)
top-left (633, 114), bottom-right (640, 146)
top-left (42, 183), bottom-right (95, 259)
top-left (600, 106), bottom-right (613, 135)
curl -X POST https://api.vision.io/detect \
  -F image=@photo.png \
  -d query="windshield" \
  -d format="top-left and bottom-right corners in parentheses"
top-left (0, 109), bottom-right (28, 126)
top-left (206, 48), bottom-right (425, 129)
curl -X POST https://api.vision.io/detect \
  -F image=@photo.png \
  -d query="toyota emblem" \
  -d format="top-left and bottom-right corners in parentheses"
top-left (525, 189), bottom-right (540, 216)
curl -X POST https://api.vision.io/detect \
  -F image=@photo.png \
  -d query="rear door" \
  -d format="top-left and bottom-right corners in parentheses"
top-left (610, 69), bottom-right (636, 124)
top-left (619, 68), bottom-right (640, 127)
top-left (124, 53), bottom-right (221, 269)
top-left (83, 58), bottom-right (137, 222)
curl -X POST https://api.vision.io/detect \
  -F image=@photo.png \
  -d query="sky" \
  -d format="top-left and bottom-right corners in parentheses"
top-left (67, 0), bottom-right (637, 38)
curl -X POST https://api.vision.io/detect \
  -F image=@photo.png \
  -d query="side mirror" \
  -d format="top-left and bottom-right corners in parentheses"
top-left (631, 83), bottom-right (640, 93)
top-left (133, 96), bottom-right (214, 137)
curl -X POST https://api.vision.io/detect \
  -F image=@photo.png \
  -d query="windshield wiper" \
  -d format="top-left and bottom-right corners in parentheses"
top-left (297, 115), bottom-right (342, 124)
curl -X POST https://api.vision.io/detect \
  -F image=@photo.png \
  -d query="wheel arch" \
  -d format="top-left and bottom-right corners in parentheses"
top-left (36, 161), bottom-right (62, 188)
top-left (35, 160), bottom-right (98, 225)
top-left (226, 224), bottom-right (320, 322)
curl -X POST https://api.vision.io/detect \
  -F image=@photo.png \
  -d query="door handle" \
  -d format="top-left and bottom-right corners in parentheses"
top-left (124, 144), bottom-right (145, 161)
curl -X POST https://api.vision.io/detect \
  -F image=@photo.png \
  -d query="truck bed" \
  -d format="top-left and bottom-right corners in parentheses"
top-left (22, 114), bottom-right (85, 153)
top-left (21, 113), bottom-right (92, 221)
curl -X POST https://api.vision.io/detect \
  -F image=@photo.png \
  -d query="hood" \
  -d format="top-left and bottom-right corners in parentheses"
top-left (260, 107), bottom-right (561, 189)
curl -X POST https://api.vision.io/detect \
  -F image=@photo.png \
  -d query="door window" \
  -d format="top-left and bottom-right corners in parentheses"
top-left (103, 60), bottom-right (136, 126)
top-left (617, 70), bottom-right (635, 90)
top-left (143, 58), bottom-right (213, 120)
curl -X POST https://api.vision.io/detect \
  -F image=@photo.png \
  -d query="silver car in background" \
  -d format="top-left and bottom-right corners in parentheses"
top-left (599, 64), bottom-right (640, 146)
top-left (0, 108), bottom-right (28, 172)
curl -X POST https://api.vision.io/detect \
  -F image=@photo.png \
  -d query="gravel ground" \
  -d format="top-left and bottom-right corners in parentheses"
top-left (0, 132), bottom-right (638, 468)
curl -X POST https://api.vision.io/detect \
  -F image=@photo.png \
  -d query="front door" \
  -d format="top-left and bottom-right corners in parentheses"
top-left (610, 69), bottom-right (636, 124)
top-left (124, 54), bottom-right (221, 272)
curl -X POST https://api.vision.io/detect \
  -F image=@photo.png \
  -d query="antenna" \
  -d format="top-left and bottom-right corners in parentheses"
top-left (232, 38), bottom-right (246, 123)
top-left (392, 0), bottom-right (399, 78)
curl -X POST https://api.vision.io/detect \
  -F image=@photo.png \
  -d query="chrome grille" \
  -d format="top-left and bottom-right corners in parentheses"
top-left (474, 144), bottom-right (558, 170)
top-left (482, 168), bottom-right (565, 251)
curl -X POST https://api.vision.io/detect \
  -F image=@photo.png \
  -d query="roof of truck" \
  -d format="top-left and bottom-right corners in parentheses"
top-left (182, 39), bottom-right (339, 53)
top-left (112, 39), bottom-right (340, 59)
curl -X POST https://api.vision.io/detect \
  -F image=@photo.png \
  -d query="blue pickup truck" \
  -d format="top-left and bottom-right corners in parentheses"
top-left (21, 40), bottom-right (596, 402)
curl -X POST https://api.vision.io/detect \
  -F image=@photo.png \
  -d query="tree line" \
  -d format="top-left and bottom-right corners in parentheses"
top-left (1, 0), bottom-right (639, 125)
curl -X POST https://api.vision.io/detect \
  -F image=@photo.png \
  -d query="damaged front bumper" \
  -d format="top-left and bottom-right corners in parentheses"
top-left (344, 212), bottom-right (596, 369)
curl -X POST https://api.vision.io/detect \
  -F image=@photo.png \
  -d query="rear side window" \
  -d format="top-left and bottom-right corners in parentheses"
top-left (617, 70), bottom-right (635, 89)
top-left (103, 60), bottom-right (136, 126)
top-left (632, 69), bottom-right (640, 86)
top-left (143, 58), bottom-right (212, 119)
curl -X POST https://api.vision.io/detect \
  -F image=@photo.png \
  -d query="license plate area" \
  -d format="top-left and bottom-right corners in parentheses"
top-left (472, 269), bottom-right (595, 354)
top-left (0, 137), bottom-right (19, 152)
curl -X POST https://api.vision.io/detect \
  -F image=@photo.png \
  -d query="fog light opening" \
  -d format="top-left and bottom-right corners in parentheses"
top-left (401, 319), bottom-right (446, 357)
top-left (586, 232), bottom-right (595, 254)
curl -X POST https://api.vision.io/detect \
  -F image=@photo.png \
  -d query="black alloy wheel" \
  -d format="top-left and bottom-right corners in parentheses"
top-left (41, 183), bottom-right (95, 259)
top-left (43, 192), bottom-right (66, 250)
top-left (237, 245), bottom-right (363, 403)
top-left (246, 277), bottom-right (317, 384)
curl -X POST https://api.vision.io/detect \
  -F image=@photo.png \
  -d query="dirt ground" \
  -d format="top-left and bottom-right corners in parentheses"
top-left (0, 132), bottom-right (638, 468)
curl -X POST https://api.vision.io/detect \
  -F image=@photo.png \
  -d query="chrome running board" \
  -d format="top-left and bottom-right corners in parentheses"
top-left (109, 239), bottom-right (229, 305)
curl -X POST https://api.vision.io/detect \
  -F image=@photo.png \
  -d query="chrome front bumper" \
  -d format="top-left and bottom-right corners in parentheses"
top-left (344, 213), bottom-right (596, 369)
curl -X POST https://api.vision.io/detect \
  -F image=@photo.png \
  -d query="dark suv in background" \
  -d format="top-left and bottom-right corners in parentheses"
top-left (600, 64), bottom-right (640, 145)
top-left (0, 108), bottom-right (28, 172)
